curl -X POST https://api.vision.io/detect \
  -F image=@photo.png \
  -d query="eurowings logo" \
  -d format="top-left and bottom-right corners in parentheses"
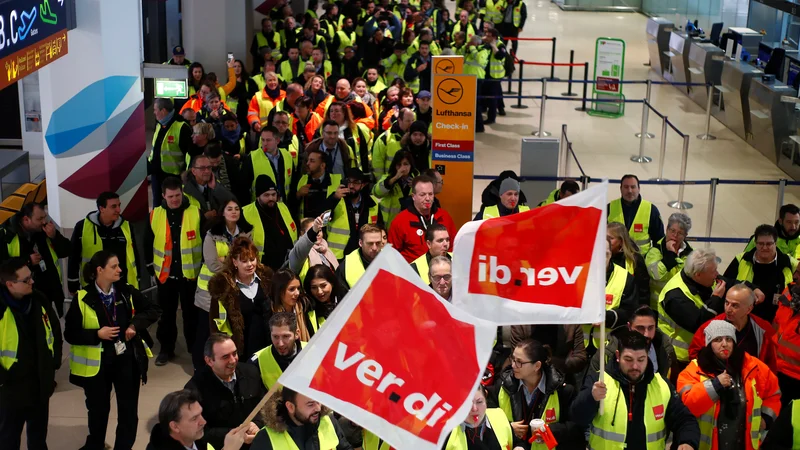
top-left (16, 7), bottom-right (38, 40)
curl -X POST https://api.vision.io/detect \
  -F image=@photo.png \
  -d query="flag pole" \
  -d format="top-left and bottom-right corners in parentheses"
top-left (239, 381), bottom-right (283, 430)
top-left (598, 318), bottom-right (606, 415)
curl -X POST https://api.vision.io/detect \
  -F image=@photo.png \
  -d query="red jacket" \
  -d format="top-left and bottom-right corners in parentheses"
top-left (688, 313), bottom-right (778, 373)
top-left (388, 204), bottom-right (456, 262)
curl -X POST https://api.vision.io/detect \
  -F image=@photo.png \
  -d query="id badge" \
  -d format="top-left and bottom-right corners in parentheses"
top-left (38, 260), bottom-right (47, 272)
top-left (114, 340), bottom-right (126, 355)
top-left (774, 294), bottom-right (782, 305)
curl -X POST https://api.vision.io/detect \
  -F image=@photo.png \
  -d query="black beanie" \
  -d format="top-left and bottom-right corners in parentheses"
top-left (255, 175), bottom-right (277, 197)
top-left (409, 120), bottom-right (428, 135)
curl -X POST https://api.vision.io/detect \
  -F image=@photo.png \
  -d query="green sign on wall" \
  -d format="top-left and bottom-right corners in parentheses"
top-left (155, 79), bottom-right (188, 99)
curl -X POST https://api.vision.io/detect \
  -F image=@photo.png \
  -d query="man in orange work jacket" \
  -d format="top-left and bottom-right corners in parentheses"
top-left (678, 320), bottom-right (781, 450)
top-left (773, 282), bottom-right (800, 409)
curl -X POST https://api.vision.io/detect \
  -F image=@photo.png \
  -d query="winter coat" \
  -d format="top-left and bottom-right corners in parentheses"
top-left (688, 313), bottom-right (778, 374)
top-left (194, 220), bottom-right (253, 312)
top-left (146, 423), bottom-right (212, 450)
top-left (590, 326), bottom-right (676, 381)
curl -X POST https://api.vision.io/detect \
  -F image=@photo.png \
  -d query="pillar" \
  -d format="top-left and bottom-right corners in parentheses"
top-left (182, 0), bottom-right (253, 77)
top-left (37, 0), bottom-right (148, 227)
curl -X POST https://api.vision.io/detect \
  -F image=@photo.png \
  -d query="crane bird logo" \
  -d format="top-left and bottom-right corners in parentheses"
top-left (436, 78), bottom-right (463, 105)
top-left (435, 59), bottom-right (456, 74)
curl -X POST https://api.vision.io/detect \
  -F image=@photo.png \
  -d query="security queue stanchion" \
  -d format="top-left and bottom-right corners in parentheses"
top-left (631, 101), bottom-right (653, 163)
top-left (705, 178), bottom-right (719, 248)
top-left (504, 51), bottom-right (516, 95)
top-left (650, 115), bottom-right (669, 181)
top-left (634, 80), bottom-right (654, 139)
top-left (511, 60), bottom-right (528, 109)
top-left (696, 84), bottom-right (717, 140)
top-left (576, 62), bottom-right (589, 112)
top-left (580, 175), bottom-right (589, 190)
top-left (561, 50), bottom-right (578, 97)
top-left (668, 135), bottom-right (693, 210)
top-left (533, 78), bottom-right (550, 137)
top-left (549, 37), bottom-right (558, 80)
top-left (776, 179), bottom-right (787, 222)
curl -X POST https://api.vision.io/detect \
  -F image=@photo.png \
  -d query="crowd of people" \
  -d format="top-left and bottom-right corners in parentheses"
top-left (6, 0), bottom-right (800, 449)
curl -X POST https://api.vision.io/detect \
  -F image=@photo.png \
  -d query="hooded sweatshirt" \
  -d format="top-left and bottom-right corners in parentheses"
top-left (68, 211), bottom-right (138, 292)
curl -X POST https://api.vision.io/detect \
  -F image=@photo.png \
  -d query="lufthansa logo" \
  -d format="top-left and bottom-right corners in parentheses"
top-left (436, 78), bottom-right (463, 105)
top-left (435, 59), bottom-right (456, 74)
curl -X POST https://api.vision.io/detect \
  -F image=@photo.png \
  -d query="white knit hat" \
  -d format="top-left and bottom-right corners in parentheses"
top-left (704, 320), bottom-right (737, 346)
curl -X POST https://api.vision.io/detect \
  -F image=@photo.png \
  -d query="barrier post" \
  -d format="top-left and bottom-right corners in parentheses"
top-left (697, 85), bottom-right (717, 140)
top-left (650, 114), bottom-right (669, 181)
top-left (504, 52), bottom-right (515, 94)
top-left (776, 179), bottom-right (787, 222)
top-left (533, 79), bottom-right (550, 137)
top-left (576, 62), bottom-right (589, 112)
top-left (549, 37), bottom-right (558, 80)
top-left (562, 50), bottom-right (577, 96)
top-left (580, 175), bottom-right (589, 190)
top-left (634, 80), bottom-right (655, 139)
top-left (631, 101), bottom-right (653, 163)
top-left (668, 135), bottom-right (693, 210)
top-left (511, 60), bottom-right (528, 109)
top-left (559, 124), bottom-right (569, 176)
top-left (705, 177), bottom-right (718, 248)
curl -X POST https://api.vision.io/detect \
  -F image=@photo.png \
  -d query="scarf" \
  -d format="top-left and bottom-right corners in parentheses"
top-left (158, 110), bottom-right (175, 127)
top-left (266, 86), bottom-right (282, 100)
top-left (221, 124), bottom-right (242, 144)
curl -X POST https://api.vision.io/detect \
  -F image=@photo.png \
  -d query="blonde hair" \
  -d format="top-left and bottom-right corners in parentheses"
top-left (193, 122), bottom-right (215, 140)
top-left (608, 222), bottom-right (639, 266)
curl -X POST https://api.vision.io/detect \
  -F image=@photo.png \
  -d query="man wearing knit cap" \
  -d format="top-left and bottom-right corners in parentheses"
top-left (406, 120), bottom-right (432, 171)
top-left (678, 319), bottom-right (782, 449)
top-left (474, 177), bottom-right (530, 220)
top-left (242, 175), bottom-right (298, 271)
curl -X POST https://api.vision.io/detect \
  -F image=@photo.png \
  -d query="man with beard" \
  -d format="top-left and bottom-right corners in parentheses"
top-left (327, 168), bottom-right (383, 260)
top-left (183, 154), bottom-right (236, 220)
top-left (404, 120), bottom-right (431, 171)
top-left (250, 387), bottom-right (353, 450)
top-left (590, 305), bottom-right (676, 381)
top-left (331, 17), bottom-right (358, 63)
top-left (678, 320), bottom-right (781, 449)
top-left (272, 111), bottom-right (300, 165)
top-left (242, 176), bottom-right (297, 271)
top-left (429, 255), bottom-right (452, 301)
top-left (147, 389), bottom-right (247, 450)
top-left (474, 177), bottom-right (530, 220)
top-left (250, 313), bottom-right (306, 390)
top-left (388, 175), bottom-right (456, 262)
top-left (572, 329), bottom-right (700, 450)
top-left (292, 148), bottom-right (345, 219)
top-left (336, 224), bottom-right (384, 289)
top-left (185, 335), bottom-right (264, 450)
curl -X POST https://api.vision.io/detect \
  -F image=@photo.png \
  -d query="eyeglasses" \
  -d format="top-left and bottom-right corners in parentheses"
top-left (11, 276), bottom-right (33, 284)
top-left (347, 180), bottom-right (363, 186)
top-left (194, 165), bottom-right (213, 171)
top-left (431, 274), bottom-right (451, 283)
top-left (510, 358), bottom-right (533, 368)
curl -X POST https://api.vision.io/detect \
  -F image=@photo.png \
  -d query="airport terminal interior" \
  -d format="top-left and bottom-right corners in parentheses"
top-left (4, 0), bottom-right (800, 447)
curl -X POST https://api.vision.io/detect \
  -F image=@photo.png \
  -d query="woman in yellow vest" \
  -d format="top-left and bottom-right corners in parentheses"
top-left (645, 212), bottom-right (694, 309)
top-left (303, 264), bottom-right (348, 327)
top-left (488, 339), bottom-right (583, 449)
top-left (608, 222), bottom-right (650, 306)
top-left (193, 199), bottom-right (253, 368)
top-left (285, 217), bottom-right (339, 283)
top-left (208, 237), bottom-right (272, 360)
top-left (63, 250), bottom-right (159, 450)
top-left (444, 385), bottom-right (514, 450)
top-left (374, 150), bottom-right (420, 229)
top-left (269, 268), bottom-right (319, 342)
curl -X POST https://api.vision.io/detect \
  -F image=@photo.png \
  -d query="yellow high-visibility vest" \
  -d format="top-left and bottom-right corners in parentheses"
top-left (150, 206), bottom-right (203, 282)
top-left (608, 198), bottom-right (654, 254)
top-left (149, 120), bottom-right (187, 175)
top-left (344, 250), bottom-right (366, 288)
top-left (0, 302), bottom-right (54, 370)
top-left (80, 218), bottom-right (138, 288)
top-left (265, 415), bottom-right (339, 449)
top-left (583, 264), bottom-right (627, 349)
top-left (242, 202), bottom-right (297, 261)
top-left (253, 342), bottom-right (308, 389)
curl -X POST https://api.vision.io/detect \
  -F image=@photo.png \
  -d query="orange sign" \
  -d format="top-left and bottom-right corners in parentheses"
top-left (431, 73), bottom-right (476, 228)
top-left (1, 29), bottom-right (69, 91)
top-left (432, 55), bottom-right (463, 75)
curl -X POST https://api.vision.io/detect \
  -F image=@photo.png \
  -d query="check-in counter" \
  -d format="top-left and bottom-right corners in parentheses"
top-left (729, 27), bottom-right (763, 56)
top-left (748, 78), bottom-right (796, 163)
top-left (646, 17), bottom-right (674, 77)
top-left (666, 31), bottom-right (692, 92)
top-left (688, 42), bottom-right (724, 107)
top-left (714, 61), bottom-right (763, 140)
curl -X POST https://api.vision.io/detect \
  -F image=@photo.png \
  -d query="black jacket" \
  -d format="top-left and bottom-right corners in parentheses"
top-left (724, 247), bottom-right (795, 322)
top-left (606, 195), bottom-right (666, 247)
top-left (590, 327), bottom-right (676, 381)
top-left (151, 114), bottom-right (192, 178)
top-left (478, 171), bottom-right (529, 210)
top-left (0, 288), bottom-right (62, 407)
top-left (183, 171), bottom-right (237, 218)
top-left (185, 364), bottom-right (267, 450)
top-left (761, 398), bottom-right (797, 449)
top-left (68, 212), bottom-right (141, 293)
top-left (571, 358), bottom-right (700, 450)
top-left (146, 423), bottom-right (212, 450)
top-left (403, 52), bottom-right (432, 91)
top-left (661, 271), bottom-right (730, 335)
top-left (63, 281), bottom-right (159, 385)
top-left (335, 249), bottom-right (370, 289)
top-left (488, 365), bottom-right (584, 450)
top-left (610, 251), bottom-right (650, 306)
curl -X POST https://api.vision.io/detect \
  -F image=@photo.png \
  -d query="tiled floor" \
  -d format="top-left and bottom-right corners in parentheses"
top-left (30, 2), bottom-right (799, 448)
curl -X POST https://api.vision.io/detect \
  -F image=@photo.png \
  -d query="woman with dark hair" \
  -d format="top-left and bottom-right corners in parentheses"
top-left (488, 338), bottom-right (583, 450)
top-left (193, 199), bottom-right (253, 368)
top-left (304, 264), bottom-right (348, 324)
top-left (187, 62), bottom-right (206, 97)
top-left (442, 385), bottom-right (514, 450)
top-left (270, 268), bottom-right (318, 341)
top-left (64, 250), bottom-right (160, 450)
top-left (208, 236), bottom-right (272, 359)
top-left (373, 150), bottom-right (419, 228)
top-left (292, 96), bottom-right (323, 149)
top-left (226, 59), bottom-right (257, 131)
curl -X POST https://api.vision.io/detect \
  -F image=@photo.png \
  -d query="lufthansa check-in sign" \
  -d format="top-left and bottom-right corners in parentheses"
top-left (432, 74), bottom-right (477, 154)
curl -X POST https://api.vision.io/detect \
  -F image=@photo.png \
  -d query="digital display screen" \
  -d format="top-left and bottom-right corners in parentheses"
top-left (788, 60), bottom-right (800, 87)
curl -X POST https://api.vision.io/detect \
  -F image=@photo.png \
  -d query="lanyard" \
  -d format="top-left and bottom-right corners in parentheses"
top-left (100, 292), bottom-right (118, 327)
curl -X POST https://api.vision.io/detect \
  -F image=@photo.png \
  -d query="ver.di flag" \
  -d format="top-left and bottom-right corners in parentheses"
top-left (452, 181), bottom-right (609, 325)
top-left (277, 247), bottom-right (497, 450)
